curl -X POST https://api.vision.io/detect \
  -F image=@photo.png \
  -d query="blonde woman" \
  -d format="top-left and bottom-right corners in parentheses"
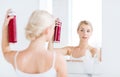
top-left (49, 20), bottom-right (101, 62)
top-left (49, 20), bottom-right (101, 77)
top-left (2, 9), bottom-right (67, 77)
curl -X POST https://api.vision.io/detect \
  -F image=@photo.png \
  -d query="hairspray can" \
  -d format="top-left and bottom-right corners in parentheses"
top-left (53, 18), bottom-right (61, 42)
top-left (8, 10), bottom-right (17, 43)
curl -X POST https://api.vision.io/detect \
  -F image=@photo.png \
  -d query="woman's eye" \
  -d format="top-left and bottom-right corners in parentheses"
top-left (80, 30), bottom-right (84, 32)
top-left (87, 30), bottom-right (90, 32)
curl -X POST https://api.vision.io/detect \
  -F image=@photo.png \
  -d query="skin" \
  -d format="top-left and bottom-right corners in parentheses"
top-left (2, 9), bottom-right (68, 77)
top-left (49, 23), bottom-right (101, 62)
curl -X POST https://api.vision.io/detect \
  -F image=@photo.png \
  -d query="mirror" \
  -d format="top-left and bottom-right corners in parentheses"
top-left (52, 0), bottom-right (102, 77)
top-left (52, 0), bottom-right (102, 76)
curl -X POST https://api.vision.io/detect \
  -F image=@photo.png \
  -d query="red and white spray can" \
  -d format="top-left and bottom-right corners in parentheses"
top-left (8, 10), bottom-right (17, 43)
top-left (53, 18), bottom-right (62, 42)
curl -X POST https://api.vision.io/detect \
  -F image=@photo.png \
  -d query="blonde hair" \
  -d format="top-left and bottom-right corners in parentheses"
top-left (25, 10), bottom-right (55, 40)
top-left (77, 20), bottom-right (93, 31)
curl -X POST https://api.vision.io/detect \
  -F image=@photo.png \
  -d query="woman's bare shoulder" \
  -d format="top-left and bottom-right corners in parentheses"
top-left (89, 45), bottom-right (99, 51)
top-left (62, 46), bottom-right (77, 55)
top-left (89, 46), bottom-right (100, 56)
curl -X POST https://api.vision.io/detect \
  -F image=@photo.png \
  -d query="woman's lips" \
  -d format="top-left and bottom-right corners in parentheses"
top-left (82, 37), bottom-right (88, 39)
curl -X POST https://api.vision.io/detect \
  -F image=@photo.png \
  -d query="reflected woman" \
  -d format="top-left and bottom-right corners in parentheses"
top-left (49, 20), bottom-right (101, 76)
top-left (49, 20), bottom-right (101, 62)
top-left (2, 9), bottom-right (68, 77)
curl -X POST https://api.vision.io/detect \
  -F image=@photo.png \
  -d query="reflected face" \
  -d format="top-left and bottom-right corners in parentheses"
top-left (77, 24), bottom-right (92, 41)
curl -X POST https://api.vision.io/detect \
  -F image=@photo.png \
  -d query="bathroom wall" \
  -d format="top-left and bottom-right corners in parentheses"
top-left (102, 0), bottom-right (120, 77)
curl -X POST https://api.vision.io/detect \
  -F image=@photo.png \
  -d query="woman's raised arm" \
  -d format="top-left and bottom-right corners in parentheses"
top-left (1, 9), bottom-right (16, 64)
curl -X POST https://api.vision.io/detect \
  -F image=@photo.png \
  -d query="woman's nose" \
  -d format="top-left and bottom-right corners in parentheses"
top-left (83, 31), bottom-right (87, 35)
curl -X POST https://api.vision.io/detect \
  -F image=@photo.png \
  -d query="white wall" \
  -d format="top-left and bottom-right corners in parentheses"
top-left (102, 0), bottom-right (120, 77)
top-left (0, 0), bottom-right (39, 77)
top-left (39, 0), bottom-right (52, 14)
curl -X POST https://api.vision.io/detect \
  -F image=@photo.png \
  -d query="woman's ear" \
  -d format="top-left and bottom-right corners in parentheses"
top-left (44, 26), bottom-right (52, 35)
top-left (43, 26), bottom-right (54, 41)
top-left (44, 27), bottom-right (49, 35)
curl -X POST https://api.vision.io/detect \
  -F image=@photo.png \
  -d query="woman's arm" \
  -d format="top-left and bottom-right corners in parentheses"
top-left (56, 54), bottom-right (68, 77)
top-left (91, 47), bottom-right (101, 62)
top-left (2, 9), bottom-right (16, 64)
top-left (97, 48), bottom-right (102, 62)
top-left (48, 40), bottom-right (71, 55)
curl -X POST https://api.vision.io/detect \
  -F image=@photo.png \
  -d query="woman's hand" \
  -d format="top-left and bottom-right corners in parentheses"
top-left (48, 37), bottom-right (54, 50)
top-left (3, 9), bottom-right (14, 27)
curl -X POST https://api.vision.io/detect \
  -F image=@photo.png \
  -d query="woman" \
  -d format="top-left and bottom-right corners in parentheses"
top-left (49, 20), bottom-right (101, 62)
top-left (49, 20), bottom-right (101, 77)
top-left (2, 9), bottom-right (67, 77)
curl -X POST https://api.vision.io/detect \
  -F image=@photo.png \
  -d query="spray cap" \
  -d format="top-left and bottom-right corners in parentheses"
top-left (8, 9), bottom-right (16, 16)
top-left (55, 18), bottom-right (62, 26)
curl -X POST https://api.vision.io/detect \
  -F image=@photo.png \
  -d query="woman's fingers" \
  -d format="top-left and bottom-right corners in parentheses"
top-left (3, 9), bottom-right (14, 26)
